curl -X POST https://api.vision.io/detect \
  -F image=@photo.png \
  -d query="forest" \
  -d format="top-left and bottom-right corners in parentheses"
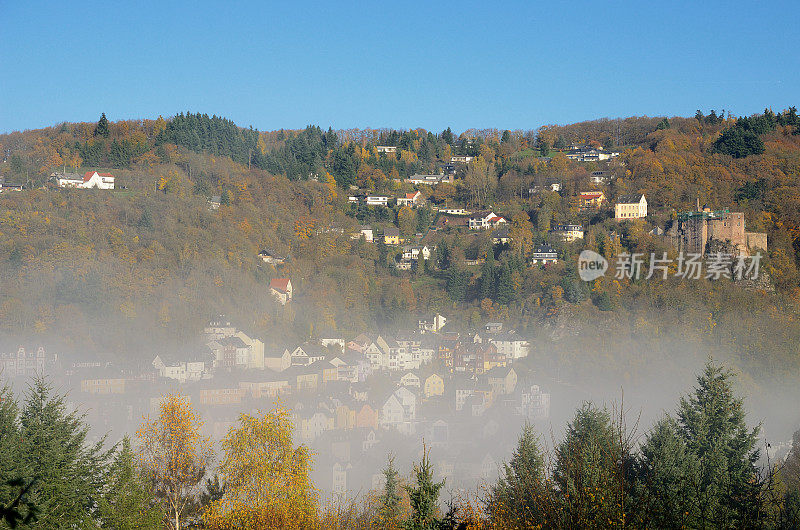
top-left (1, 362), bottom-right (799, 528)
top-left (1, 109), bottom-right (800, 386)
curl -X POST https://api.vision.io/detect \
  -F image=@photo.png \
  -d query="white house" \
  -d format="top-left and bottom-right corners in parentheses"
top-left (55, 171), bottom-right (115, 189)
top-left (379, 386), bottom-right (417, 434)
top-left (397, 191), bottom-right (423, 207)
top-left (365, 195), bottom-right (389, 207)
top-left (469, 211), bottom-right (507, 230)
top-left (550, 224), bottom-right (584, 242)
top-left (530, 244), bottom-right (558, 265)
top-left (615, 194), bottom-right (648, 220)
top-left (489, 334), bottom-right (531, 360)
top-left (269, 278), bottom-right (293, 305)
top-left (376, 146), bottom-right (397, 154)
top-left (401, 245), bottom-right (432, 261)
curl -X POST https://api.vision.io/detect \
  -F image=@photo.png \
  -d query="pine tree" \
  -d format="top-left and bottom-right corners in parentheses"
top-left (486, 424), bottom-right (549, 527)
top-left (95, 112), bottom-right (110, 137)
top-left (495, 263), bottom-right (515, 305)
top-left (378, 455), bottom-right (403, 529)
top-left (676, 361), bottom-right (763, 527)
top-left (403, 447), bottom-right (444, 530)
top-left (98, 436), bottom-right (162, 529)
top-left (18, 377), bottom-right (113, 529)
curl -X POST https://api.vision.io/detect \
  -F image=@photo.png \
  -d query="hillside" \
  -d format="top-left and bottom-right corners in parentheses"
top-left (1, 109), bottom-right (800, 386)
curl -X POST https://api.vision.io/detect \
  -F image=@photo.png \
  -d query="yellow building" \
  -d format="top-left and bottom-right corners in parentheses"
top-left (81, 377), bottom-right (126, 394)
top-left (424, 373), bottom-right (444, 398)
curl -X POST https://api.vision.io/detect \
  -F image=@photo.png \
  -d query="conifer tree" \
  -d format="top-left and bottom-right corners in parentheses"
top-left (676, 361), bottom-right (763, 527)
top-left (17, 377), bottom-right (113, 529)
top-left (98, 436), bottom-right (162, 529)
top-left (486, 424), bottom-right (549, 527)
top-left (378, 455), bottom-right (403, 529)
top-left (403, 447), bottom-right (444, 530)
top-left (95, 112), bottom-right (110, 137)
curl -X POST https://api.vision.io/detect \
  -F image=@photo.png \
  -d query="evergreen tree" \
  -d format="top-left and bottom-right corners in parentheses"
top-left (378, 455), bottom-right (403, 529)
top-left (676, 361), bottom-right (763, 527)
top-left (486, 424), bottom-right (549, 527)
top-left (553, 403), bottom-right (627, 528)
top-left (98, 436), bottom-right (162, 529)
top-left (479, 248), bottom-right (496, 300)
top-left (631, 417), bottom-right (699, 529)
top-left (17, 377), bottom-right (113, 529)
top-left (403, 447), bottom-right (444, 530)
top-left (656, 117), bottom-right (671, 130)
top-left (495, 263), bottom-right (515, 305)
top-left (445, 267), bottom-right (467, 302)
top-left (95, 113), bottom-right (110, 137)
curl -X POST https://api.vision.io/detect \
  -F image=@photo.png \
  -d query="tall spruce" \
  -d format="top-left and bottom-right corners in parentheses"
top-left (486, 424), bottom-right (549, 527)
top-left (17, 377), bottom-right (113, 529)
top-left (378, 455), bottom-right (403, 529)
top-left (95, 112), bottom-right (110, 137)
top-left (403, 447), bottom-right (444, 530)
top-left (676, 361), bottom-right (762, 527)
top-left (98, 436), bottom-right (162, 529)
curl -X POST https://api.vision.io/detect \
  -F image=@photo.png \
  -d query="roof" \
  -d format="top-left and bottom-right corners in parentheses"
top-left (83, 171), bottom-right (114, 182)
top-left (269, 278), bottom-right (291, 292)
top-left (579, 191), bottom-right (604, 198)
top-left (533, 244), bottom-right (557, 254)
top-left (384, 227), bottom-right (400, 237)
top-left (617, 194), bottom-right (645, 204)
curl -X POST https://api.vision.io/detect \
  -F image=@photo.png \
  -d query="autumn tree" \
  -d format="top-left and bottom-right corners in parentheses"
top-left (508, 211), bottom-right (534, 259)
top-left (137, 393), bottom-right (214, 530)
top-left (397, 206), bottom-right (415, 239)
top-left (203, 408), bottom-right (317, 529)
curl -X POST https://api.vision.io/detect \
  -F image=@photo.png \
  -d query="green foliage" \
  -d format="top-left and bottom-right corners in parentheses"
top-left (446, 267), bottom-right (468, 302)
top-left (95, 112), bottom-right (110, 137)
top-left (656, 117), bottom-right (671, 130)
top-left (403, 448), bottom-right (444, 530)
top-left (158, 112), bottom-right (259, 167)
top-left (98, 436), bottom-right (162, 529)
top-left (378, 455), bottom-right (403, 528)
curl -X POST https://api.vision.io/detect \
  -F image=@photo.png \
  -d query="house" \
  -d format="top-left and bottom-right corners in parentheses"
top-left (0, 176), bottom-right (23, 192)
top-left (615, 194), bottom-right (648, 220)
top-left (550, 224), bottom-right (584, 242)
top-left (296, 410), bottom-right (334, 441)
top-left (484, 322), bottom-right (503, 334)
top-left (397, 190), bottom-right (423, 207)
top-left (291, 343), bottom-right (327, 366)
top-left (269, 278), bottom-right (293, 305)
top-left (590, 171), bottom-right (612, 184)
top-left (383, 227), bottom-right (400, 245)
top-left (519, 384), bottom-right (551, 419)
top-left (441, 208), bottom-right (471, 216)
top-left (450, 155), bottom-right (474, 163)
top-left (376, 146), bottom-right (397, 154)
top-left (405, 173), bottom-right (452, 186)
top-left (424, 374), bottom-right (445, 398)
top-left (489, 333), bottom-right (531, 360)
top-left (565, 145), bottom-right (619, 162)
top-left (0, 347), bottom-right (50, 377)
top-left (419, 314), bottom-right (447, 333)
top-left (352, 225), bottom-right (373, 242)
top-left (530, 244), bottom-right (558, 265)
top-left (80, 368), bottom-right (127, 394)
top-left (398, 371), bottom-right (421, 389)
top-left (486, 366), bottom-right (517, 395)
top-left (579, 191), bottom-right (606, 209)
top-left (401, 245), bottom-right (432, 261)
top-left (152, 355), bottom-right (189, 382)
top-left (356, 404), bottom-right (378, 429)
top-left (469, 211), bottom-right (507, 230)
top-left (365, 195), bottom-right (389, 207)
top-left (54, 171), bottom-right (115, 189)
top-left (258, 249), bottom-right (287, 265)
top-left (491, 226), bottom-right (511, 245)
top-left (263, 347), bottom-right (292, 372)
top-left (379, 387), bottom-right (417, 434)
top-left (239, 373), bottom-right (290, 398)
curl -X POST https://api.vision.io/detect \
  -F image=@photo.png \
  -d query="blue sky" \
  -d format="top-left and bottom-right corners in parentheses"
top-left (1, 0), bottom-right (798, 134)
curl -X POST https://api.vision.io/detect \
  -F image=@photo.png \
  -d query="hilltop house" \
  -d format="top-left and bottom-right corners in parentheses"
top-left (615, 194), bottom-right (648, 220)
top-left (550, 224), bottom-right (584, 242)
top-left (258, 249), bottom-right (287, 265)
top-left (397, 190), bottom-right (423, 207)
top-left (530, 244), bottom-right (558, 265)
top-left (579, 191), bottom-right (606, 209)
top-left (405, 174), bottom-right (452, 185)
top-left (376, 146), bottom-right (397, 154)
top-left (54, 171), bottom-right (115, 189)
top-left (365, 195), bottom-right (389, 207)
top-left (269, 278), bottom-right (293, 305)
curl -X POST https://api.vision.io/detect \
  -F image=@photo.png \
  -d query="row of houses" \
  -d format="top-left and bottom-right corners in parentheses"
top-left (348, 190), bottom-right (425, 208)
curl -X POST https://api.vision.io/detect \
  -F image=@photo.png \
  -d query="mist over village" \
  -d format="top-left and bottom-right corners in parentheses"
top-left (2, 1), bottom-right (800, 528)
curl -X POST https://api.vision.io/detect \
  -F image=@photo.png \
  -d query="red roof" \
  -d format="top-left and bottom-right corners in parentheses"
top-left (488, 216), bottom-right (504, 223)
top-left (269, 278), bottom-right (291, 293)
top-left (83, 171), bottom-right (114, 182)
top-left (405, 192), bottom-right (418, 200)
top-left (580, 191), bottom-right (604, 198)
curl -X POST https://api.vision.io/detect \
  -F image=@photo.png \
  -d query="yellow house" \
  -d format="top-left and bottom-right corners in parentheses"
top-left (336, 405), bottom-right (356, 430)
top-left (424, 373), bottom-right (444, 398)
top-left (383, 226), bottom-right (400, 245)
top-left (615, 194), bottom-right (648, 220)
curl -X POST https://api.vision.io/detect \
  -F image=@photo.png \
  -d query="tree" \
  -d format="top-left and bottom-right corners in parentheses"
top-left (98, 436), bottom-right (163, 529)
top-left (553, 403), bottom-right (627, 528)
top-left (676, 361), bottom-right (763, 527)
top-left (713, 126), bottom-right (765, 158)
top-left (378, 455), bottom-right (403, 529)
top-left (495, 263), bottom-right (515, 305)
top-left (403, 447), bottom-right (444, 530)
top-left (508, 211), bottom-right (534, 259)
top-left (486, 424), bottom-right (549, 528)
top-left (656, 117), bottom-right (671, 130)
top-left (137, 393), bottom-right (213, 530)
top-left (398, 206), bottom-right (415, 239)
top-left (95, 112), bottom-right (110, 137)
top-left (630, 417), bottom-right (699, 529)
top-left (203, 408), bottom-right (317, 529)
top-left (17, 377), bottom-right (113, 529)
top-left (446, 267), bottom-right (468, 302)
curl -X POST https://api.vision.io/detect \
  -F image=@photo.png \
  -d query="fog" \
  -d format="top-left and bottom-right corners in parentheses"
top-left (3, 312), bottom-right (798, 505)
